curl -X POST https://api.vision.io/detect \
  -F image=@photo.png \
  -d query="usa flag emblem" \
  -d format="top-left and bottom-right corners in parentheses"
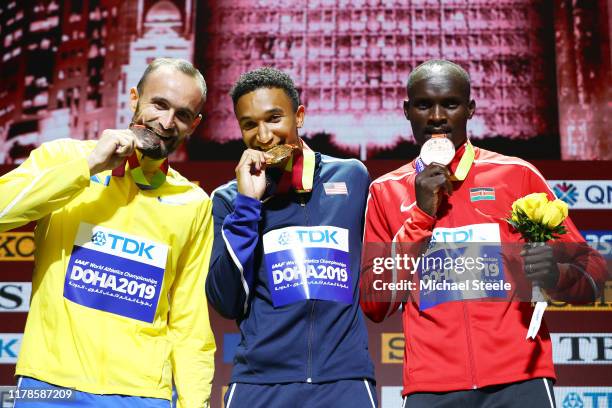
top-left (324, 182), bottom-right (348, 195)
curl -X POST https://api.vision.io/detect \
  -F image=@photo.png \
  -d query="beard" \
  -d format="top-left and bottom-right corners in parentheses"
top-left (130, 105), bottom-right (179, 160)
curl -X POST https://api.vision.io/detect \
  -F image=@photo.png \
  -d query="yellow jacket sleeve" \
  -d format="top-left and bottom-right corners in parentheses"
top-left (169, 197), bottom-right (216, 408)
top-left (0, 139), bottom-right (91, 232)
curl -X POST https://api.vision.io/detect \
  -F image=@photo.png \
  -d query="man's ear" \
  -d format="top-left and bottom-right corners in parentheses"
top-left (468, 99), bottom-right (476, 119)
top-left (296, 105), bottom-right (305, 128)
top-left (129, 87), bottom-right (139, 112)
top-left (403, 99), bottom-right (410, 120)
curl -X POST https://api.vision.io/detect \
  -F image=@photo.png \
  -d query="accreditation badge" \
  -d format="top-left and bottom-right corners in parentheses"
top-left (263, 226), bottom-right (352, 307)
top-left (63, 223), bottom-right (168, 323)
top-left (419, 134), bottom-right (455, 166)
top-left (418, 223), bottom-right (507, 310)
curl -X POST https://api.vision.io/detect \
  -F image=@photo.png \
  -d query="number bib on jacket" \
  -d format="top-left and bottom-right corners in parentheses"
top-left (263, 226), bottom-right (352, 307)
top-left (418, 223), bottom-right (507, 310)
top-left (64, 223), bottom-right (168, 323)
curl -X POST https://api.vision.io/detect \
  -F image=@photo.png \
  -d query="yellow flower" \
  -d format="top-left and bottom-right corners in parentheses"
top-left (541, 199), bottom-right (568, 228)
top-left (512, 193), bottom-right (548, 222)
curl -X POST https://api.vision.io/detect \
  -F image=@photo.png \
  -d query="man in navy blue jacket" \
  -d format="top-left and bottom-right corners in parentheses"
top-left (206, 67), bottom-right (376, 407)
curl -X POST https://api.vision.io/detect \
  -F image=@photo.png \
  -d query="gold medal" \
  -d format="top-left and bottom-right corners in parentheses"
top-left (265, 144), bottom-right (298, 166)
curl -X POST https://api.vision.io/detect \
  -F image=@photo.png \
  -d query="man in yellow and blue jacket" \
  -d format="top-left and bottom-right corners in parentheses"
top-left (0, 58), bottom-right (215, 408)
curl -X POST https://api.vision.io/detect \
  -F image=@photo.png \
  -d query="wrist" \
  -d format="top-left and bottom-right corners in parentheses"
top-left (87, 156), bottom-right (102, 176)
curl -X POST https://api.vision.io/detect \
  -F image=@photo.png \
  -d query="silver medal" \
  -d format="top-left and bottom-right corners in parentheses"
top-left (419, 136), bottom-right (455, 166)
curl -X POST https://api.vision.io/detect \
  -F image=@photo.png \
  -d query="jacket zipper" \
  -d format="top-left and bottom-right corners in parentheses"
top-left (306, 300), bottom-right (316, 382)
top-left (298, 193), bottom-right (315, 382)
top-left (463, 303), bottom-right (478, 389)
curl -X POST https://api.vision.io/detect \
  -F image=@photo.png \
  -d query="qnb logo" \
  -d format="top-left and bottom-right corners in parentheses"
top-left (92, 231), bottom-right (155, 260)
top-left (91, 231), bottom-right (107, 246)
top-left (554, 182), bottom-right (579, 206)
top-left (562, 392), bottom-right (583, 408)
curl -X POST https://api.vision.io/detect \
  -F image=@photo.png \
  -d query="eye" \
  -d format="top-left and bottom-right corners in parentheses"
top-left (176, 111), bottom-right (191, 122)
top-left (154, 101), bottom-right (168, 110)
top-left (415, 102), bottom-right (430, 110)
top-left (268, 114), bottom-right (282, 123)
top-left (445, 102), bottom-right (459, 109)
top-left (241, 121), bottom-right (256, 130)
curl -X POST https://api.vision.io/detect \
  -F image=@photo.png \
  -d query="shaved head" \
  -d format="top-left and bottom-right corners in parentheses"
top-left (407, 60), bottom-right (471, 100)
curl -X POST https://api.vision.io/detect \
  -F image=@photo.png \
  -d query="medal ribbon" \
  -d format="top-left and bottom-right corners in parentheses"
top-left (276, 140), bottom-right (315, 194)
top-left (450, 141), bottom-right (475, 181)
top-left (112, 152), bottom-right (168, 190)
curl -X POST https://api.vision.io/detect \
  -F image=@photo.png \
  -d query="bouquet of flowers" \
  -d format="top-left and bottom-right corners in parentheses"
top-left (507, 192), bottom-right (569, 339)
top-left (507, 193), bottom-right (568, 242)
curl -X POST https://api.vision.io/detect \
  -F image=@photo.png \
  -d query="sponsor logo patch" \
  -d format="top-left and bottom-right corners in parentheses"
top-left (263, 226), bottom-right (352, 307)
top-left (63, 223), bottom-right (168, 323)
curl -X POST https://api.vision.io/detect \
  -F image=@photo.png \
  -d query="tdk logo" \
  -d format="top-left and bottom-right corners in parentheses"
top-left (277, 230), bottom-right (339, 246)
top-left (430, 224), bottom-right (500, 244)
top-left (91, 231), bottom-right (107, 246)
top-left (277, 232), bottom-right (291, 246)
top-left (562, 392), bottom-right (583, 408)
top-left (297, 230), bottom-right (339, 245)
top-left (432, 229), bottom-right (474, 243)
top-left (103, 233), bottom-right (155, 260)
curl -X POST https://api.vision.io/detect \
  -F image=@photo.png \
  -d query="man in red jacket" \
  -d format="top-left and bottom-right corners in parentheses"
top-left (360, 59), bottom-right (607, 407)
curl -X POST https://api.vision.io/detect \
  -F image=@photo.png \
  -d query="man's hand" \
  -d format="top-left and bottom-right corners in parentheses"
top-left (414, 163), bottom-right (453, 217)
top-left (236, 149), bottom-right (272, 200)
top-left (521, 243), bottom-right (560, 289)
top-left (87, 129), bottom-right (138, 176)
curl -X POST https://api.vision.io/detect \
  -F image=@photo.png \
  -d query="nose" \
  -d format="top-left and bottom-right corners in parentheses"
top-left (256, 122), bottom-right (273, 144)
top-left (429, 105), bottom-right (446, 125)
top-left (159, 111), bottom-right (176, 132)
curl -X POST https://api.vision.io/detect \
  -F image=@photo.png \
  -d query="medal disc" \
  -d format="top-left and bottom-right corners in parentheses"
top-left (419, 135), bottom-right (455, 166)
top-left (265, 144), bottom-right (297, 166)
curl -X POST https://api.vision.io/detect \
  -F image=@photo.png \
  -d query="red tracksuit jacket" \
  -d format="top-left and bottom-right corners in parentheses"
top-left (361, 144), bottom-right (607, 396)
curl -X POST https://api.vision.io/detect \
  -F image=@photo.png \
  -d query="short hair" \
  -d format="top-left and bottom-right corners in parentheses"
top-left (136, 57), bottom-right (207, 102)
top-left (407, 59), bottom-right (471, 99)
top-left (230, 67), bottom-right (300, 112)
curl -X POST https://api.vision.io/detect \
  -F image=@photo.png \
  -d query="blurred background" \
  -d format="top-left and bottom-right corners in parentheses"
top-left (0, 1), bottom-right (610, 407)
top-left (0, 0), bottom-right (610, 163)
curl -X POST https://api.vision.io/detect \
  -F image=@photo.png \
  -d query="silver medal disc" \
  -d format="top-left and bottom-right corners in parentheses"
top-left (420, 136), bottom-right (455, 166)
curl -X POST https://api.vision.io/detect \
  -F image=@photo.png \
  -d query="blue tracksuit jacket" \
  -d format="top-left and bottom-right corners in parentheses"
top-left (206, 153), bottom-right (375, 384)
